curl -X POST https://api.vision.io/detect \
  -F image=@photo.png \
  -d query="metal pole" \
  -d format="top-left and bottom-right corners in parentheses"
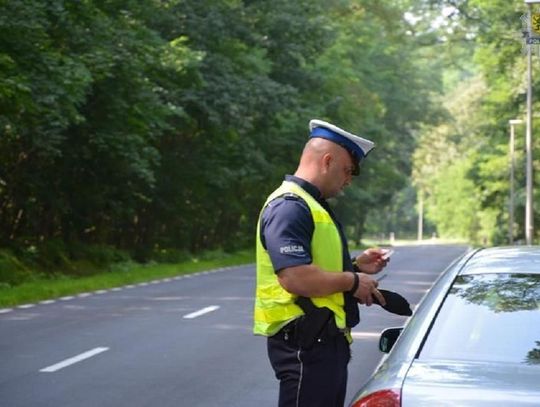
top-left (417, 192), bottom-right (423, 242)
top-left (510, 123), bottom-right (515, 244)
top-left (509, 119), bottom-right (524, 244)
top-left (526, 3), bottom-right (535, 245)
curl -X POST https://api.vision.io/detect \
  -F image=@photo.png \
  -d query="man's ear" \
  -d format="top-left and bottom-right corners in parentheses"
top-left (321, 153), bottom-right (332, 173)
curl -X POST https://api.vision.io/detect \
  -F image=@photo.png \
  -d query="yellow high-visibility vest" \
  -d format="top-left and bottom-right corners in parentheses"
top-left (253, 181), bottom-right (347, 337)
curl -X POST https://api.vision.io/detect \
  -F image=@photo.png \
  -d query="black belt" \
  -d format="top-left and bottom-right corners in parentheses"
top-left (272, 318), bottom-right (345, 346)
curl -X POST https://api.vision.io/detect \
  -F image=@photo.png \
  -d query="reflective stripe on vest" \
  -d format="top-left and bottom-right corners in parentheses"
top-left (253, 181), bottom-right (346, 337)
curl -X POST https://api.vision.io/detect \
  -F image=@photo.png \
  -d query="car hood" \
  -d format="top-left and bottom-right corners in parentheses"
top-left (402, 360), bottom-right (540, 406)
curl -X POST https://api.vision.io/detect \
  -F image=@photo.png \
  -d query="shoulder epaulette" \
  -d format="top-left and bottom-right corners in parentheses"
top-left (282, 192), bottom-right (300, 201)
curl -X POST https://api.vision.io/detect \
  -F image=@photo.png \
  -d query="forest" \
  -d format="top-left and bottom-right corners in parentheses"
top-left (0, 0), bottom-right (538, 283)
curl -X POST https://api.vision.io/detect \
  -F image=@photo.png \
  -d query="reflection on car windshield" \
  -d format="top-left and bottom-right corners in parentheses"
top-left (420, 273), bottom-right (540, 365)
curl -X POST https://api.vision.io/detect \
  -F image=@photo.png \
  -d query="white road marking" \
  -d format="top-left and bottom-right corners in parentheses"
top-left (17, 304), bottom-right (35, 309)
top-left (183, 305), bottom-right (220, 319)
top-left (39, 347), bottom-right (109, 373)
top-left (0, 308), bottom-right (13, 314)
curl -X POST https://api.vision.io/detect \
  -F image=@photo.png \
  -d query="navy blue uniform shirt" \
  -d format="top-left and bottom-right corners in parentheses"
top-left (260, 175), bottom-right (360, 328)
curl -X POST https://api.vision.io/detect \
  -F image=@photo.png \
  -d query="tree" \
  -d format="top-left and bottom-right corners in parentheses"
top-left (0, 1), bottom-right (194, 257)
top-left (411, 0), bottom-right (539, 244)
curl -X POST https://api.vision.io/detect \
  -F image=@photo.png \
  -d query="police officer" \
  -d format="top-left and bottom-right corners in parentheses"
top-left (253, 119), bottom-right (389, 407)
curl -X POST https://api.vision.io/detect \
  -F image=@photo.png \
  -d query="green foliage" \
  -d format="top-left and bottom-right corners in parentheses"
top-left (151, 248), bottom-right (191, 263)
top-left (0, 240), bottom-right (131, 283)
top-left (307, 1), bottom-right (445, 239)
top-left (425, 157), bottom-right (481, 241)
top-left (364, 182), bottom-right (436, 240)
top-left (0, 0), bottom-right (450, 277)
top-left (0, 249), bottom-right (32, 286)
top-left (411, 0), bottom-right (540, 244)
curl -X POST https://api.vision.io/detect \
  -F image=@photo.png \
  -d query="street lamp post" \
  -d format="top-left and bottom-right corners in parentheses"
top-left (509, 119), bottom-right (524, 244)
top-left (524, 0), bottom-right (538, 244)
top-left (417, 191), bottom-right (423, 242)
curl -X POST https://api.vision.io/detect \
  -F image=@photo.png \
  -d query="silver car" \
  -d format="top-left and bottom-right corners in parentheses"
top-left (349, 246), bottom-right (540, 407)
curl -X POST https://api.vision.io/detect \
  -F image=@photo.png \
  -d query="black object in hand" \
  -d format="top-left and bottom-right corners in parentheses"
top-left (365, 289), bottom-right (413, 316)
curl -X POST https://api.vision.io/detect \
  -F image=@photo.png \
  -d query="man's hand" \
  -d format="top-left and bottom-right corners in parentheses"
top-left (354, 248), bottom-right (390, 275)
top-left (352, 273), bottom-right (386, 306)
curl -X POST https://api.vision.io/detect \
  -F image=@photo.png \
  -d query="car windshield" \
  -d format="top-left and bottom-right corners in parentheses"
top-left (420, 273), bottom-right (540, 366)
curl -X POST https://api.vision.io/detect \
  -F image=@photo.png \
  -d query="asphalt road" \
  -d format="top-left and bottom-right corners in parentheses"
top-left (0, 244), bottom-right (468, 407)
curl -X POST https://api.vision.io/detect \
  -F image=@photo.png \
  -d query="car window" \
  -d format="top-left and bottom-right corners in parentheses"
top-left (419, 273), bottom-right (540, 365)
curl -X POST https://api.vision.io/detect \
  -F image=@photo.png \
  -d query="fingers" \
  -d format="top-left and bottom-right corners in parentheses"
top-left (357, 289), bottom-right (386, 307)
top-left (355, 248), bottom-right (390, 274)
top-left (377, 257), bottom-right (390, 270)
top-left (353, 273), bottom-right (387, 308)
top-left (372, 288), bottom-right (386, 307)
top-left (354, 274), bottom-right (379, 306)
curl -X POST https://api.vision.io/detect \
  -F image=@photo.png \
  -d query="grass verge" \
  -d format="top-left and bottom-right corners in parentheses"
top-left (0, 249), bottom-right (254, 308)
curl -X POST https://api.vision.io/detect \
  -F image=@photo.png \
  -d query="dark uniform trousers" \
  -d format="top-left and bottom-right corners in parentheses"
top-left (267, 321), bottom-right (351, 407)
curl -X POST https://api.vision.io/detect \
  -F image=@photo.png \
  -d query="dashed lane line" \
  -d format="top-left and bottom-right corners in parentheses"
top-left (183, 305), bottom-right (220, 319)
top-left (39, 347), bottom-right (110, 373)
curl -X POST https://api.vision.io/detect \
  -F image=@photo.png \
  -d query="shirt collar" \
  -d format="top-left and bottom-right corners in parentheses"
top-left (284, 174), bottom-right (322, 201)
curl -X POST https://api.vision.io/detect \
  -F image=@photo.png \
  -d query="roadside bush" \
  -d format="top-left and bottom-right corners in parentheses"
top-left (199, 249), bottom-right (230, 261)
top-left (151, 248), bottom-right (191, 263)
top-left (69, 243), bottom-right (131, 267)
top-left (32, 239), bottom-right (75, 274)
top-left (8, 240), bottom-right (132, 279)
top-left (0, 249), bottom-right (33, 286)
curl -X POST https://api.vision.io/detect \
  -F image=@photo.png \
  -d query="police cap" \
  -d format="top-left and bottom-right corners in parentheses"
top-left (309, 119), bottom-right (375, 175)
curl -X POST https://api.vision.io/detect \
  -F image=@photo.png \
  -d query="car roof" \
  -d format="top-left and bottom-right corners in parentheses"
top-left (460, 246), bottom-right (540, 276)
